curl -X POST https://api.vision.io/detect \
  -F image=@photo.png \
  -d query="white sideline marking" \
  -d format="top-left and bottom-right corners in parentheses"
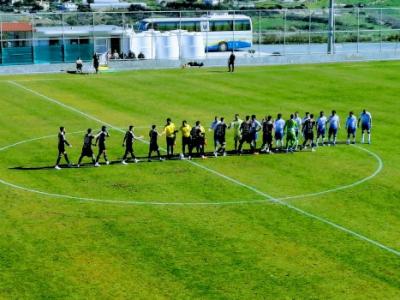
top-left (5, 80), bottom-right (399, 257)
top-left (8, 81), bottom-right (150, 138)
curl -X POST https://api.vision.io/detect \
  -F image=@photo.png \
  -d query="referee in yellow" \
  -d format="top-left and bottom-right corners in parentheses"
top-left (163, 118), bottom-right (178, 159)
top-left (180, 120), bottom-right (192, 159)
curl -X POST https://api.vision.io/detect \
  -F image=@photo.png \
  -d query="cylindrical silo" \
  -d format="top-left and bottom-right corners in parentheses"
top-left (181, 32), bottom-right (205, 60)
top-left (155, 33), bottom-right (179, 60)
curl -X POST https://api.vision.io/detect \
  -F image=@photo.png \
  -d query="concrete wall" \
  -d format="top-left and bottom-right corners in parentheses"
top-left (0, 52), bottom-right (399, 75)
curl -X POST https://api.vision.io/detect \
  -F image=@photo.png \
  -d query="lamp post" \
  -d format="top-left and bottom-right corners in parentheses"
top-left (327, 0), bottom-right (334, 54)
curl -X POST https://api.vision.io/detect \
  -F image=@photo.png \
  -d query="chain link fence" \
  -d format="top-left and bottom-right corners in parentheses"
top-left (0, 8), bottom-right (399, 66)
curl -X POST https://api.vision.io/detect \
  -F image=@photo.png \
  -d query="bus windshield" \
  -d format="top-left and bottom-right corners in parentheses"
top-left (137, 21), bottom-right (149, 32)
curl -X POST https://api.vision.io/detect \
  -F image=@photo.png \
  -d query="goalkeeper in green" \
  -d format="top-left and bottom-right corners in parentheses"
top-left (284, 114), bottom-right (298, 153)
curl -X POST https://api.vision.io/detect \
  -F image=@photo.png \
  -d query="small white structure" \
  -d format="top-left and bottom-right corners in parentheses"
top-left (203, 0), bottom-right (220, 6)
top-left (82, 0), bottom-right (147, 11)
top-left (37, 0), bottom-right (50, 11)
top-left (61, 2), bottom-right (78, 11)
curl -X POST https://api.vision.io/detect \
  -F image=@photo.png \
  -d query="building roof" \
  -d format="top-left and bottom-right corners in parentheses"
top-left (35, 25), bottom-right (132, 37)
top-left (1, 22), bottom-right (32, 32)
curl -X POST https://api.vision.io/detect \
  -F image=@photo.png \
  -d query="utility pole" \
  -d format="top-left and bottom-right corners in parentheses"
top-left (327, 0), bottom-right (335, 54)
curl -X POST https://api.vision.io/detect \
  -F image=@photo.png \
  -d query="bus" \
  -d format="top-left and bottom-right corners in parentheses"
top-left (137, 14), bottom-right (252, 52)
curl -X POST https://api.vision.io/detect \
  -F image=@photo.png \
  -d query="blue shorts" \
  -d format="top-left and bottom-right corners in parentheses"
top-left (329, 127), bottom-right (338, 137)
top-left (317, 127), bottom-right (325, 137)
top-left (250, 131), bottom-right (258, 141)
top-left (275, 131), bottom-right (283, 140)
top-left (347, 127), bottom-right (356, 135)
top-left (362, 123), bottom-right (371, 132)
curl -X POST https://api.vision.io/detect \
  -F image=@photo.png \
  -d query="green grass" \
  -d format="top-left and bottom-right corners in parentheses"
top-left (0, 62), bottom-right (400, 298)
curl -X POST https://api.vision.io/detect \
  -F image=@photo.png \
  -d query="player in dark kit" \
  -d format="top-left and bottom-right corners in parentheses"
top-left (55, 126), bottom-right (72, 170)
top-left (238, 115), bottom-right (252, 154)
top-left (77, 128), bottom-right (96, 167)
top-left (122, 125), bottom-right (142, 165)
top-left (148, 125), bottom-right (163, 162)
top-left (214, 117), bottom-right (227, 157)
top-left (93, 53), bottom-right (99, 74)
top-left (302, 113), bottom-right (317, 152)
top-left (95, 125), bottom-right (110, 167)
top-left (228, 51), bottom-right (235, 72)
top-left (261, 115), bottom-right (274, 153)
top-left (190, 121), bottom-right (206, 159)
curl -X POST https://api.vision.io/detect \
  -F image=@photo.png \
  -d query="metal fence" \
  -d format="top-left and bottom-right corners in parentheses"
top-left (0, 8), bottom-right (400, 65)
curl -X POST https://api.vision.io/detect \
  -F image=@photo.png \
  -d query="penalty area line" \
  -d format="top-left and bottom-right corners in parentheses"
top-left (7, 80), bottom-right (399, 257)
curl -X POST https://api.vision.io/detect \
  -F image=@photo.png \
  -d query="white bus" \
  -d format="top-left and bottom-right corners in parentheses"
top-left (137, 14), bottom-right (252, 52)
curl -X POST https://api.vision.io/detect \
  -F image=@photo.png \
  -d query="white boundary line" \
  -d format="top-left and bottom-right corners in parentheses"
top-left (5, 80), bottom-right (399, 257)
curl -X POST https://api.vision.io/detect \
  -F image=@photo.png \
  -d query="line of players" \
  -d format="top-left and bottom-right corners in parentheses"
top-left (54, 109), bottom-right (372, 169)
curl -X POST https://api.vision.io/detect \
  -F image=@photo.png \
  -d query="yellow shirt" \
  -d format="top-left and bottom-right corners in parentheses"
top-left (180, 124), bottom-right (192, 138)
top-left (164, 123), bottom-right (176, 138)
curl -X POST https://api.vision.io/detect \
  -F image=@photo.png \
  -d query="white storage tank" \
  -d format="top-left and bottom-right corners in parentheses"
top-left (130, 31), bottom-right (157, 59)
top-left (155, 32), bottom-right (179, 60)
top-left (181, 32), bottom-right (205, 60)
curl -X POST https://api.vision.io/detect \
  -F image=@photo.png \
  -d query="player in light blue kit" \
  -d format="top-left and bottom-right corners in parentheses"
top-left (316, 111), bottom-right (327, 146)
top-left (274, 113), bottom-right (285, 152)
top-left (345, 111), bottom-right (357, 145)
top-left (358, 109), bottom-right (372, 144)
top-left (294, 111), bottom-right (302, 141)
top-left (327, 110), bottom-right (340, 146)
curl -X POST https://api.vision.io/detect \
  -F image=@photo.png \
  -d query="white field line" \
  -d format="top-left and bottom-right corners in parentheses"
top-left (0, 131), bottom-right (84, 152)
top-left (7, 81), bottom-right (149, 137)
top-left (0, 132), bottom-right (380, 207)
top-left (280, 145), bottom-right (384, 201)
top-left (5, 80), bottom-right (399, 257)
top-left (0, 177), bottom-right (266, 206)
top-left (0, 132), bottom-right (267, 206)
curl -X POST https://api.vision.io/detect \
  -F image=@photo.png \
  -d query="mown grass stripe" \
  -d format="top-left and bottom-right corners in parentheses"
top-left (7, 79), bottom-right (399, 258)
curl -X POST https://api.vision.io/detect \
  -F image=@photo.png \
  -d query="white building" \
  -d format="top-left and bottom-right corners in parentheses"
top-left (34, 25), bottom-right (133, 55)
top-left (61, 2), bottom-right (78, 11)
top-left (81, 0), bottom-right (147, 11)
top-left (203, 0), bottom-right (221, 6)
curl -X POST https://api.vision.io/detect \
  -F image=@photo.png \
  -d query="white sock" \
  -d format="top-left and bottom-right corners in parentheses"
top-left (362, 133), bottom-right (365, 143)
top-left (368, 134), bottom-right (371, 143)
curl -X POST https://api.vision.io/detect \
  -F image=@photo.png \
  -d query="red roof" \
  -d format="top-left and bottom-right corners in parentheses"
top-left (1, 22), bottom-right (32, 32)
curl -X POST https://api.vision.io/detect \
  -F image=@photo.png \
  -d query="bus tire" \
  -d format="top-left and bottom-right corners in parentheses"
top-left (218, 42), bottom-right (228, 52)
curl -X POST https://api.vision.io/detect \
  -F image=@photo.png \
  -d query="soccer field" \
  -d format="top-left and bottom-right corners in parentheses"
top-left (0, 62), bottom-right (399, 298)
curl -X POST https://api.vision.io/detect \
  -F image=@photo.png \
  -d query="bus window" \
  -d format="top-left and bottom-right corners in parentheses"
top-left (181, 21), bottom-right (201, 32)
top-left (153, 22), bottom-right (179, 31)
top-left (138, 21), bottom-right (149, 31)
top-left (234, 19), bottom-right (251, 31)
top-left (210, 20), bottom-right (233, 32)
